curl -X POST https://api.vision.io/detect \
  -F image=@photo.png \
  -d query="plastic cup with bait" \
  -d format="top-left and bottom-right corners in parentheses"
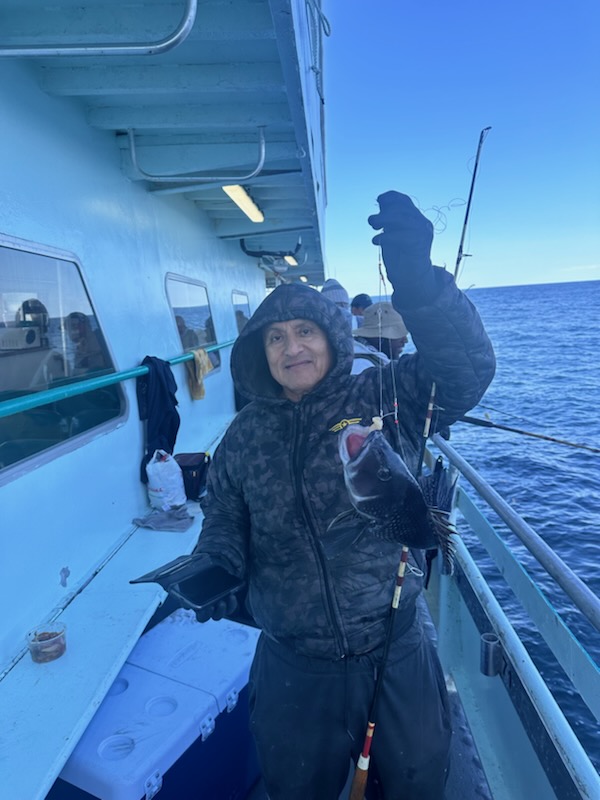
top-left (27, 621), bottom-right (67, 663)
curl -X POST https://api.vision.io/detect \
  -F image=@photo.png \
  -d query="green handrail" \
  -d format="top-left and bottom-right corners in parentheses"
top-left (0, 340), bottom-right (236, 420)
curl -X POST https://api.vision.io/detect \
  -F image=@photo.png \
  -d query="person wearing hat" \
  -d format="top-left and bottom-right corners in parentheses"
top-left (352, 302), bottom-right (409, 373)
top-left (320, 278), bottom-right (352, 324)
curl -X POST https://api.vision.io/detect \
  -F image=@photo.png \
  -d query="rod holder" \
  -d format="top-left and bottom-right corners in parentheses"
top-left (480, 632), bottom-right (502, 677)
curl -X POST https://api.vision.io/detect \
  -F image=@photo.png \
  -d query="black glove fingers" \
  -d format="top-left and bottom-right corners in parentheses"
top-left (194, 606), bottom-right (212, 623)
top-left (368, 191), bottom-right (423, 232)
top-left (195, 592), bottom-right (238, 623)
top-left (225, 594), bottom-right (238, 615)
top-left (212, 599), bottom-right (228, 620)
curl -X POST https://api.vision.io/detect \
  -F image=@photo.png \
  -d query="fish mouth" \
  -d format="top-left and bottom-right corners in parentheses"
top-left (339, 423), bottom-right (374, 464)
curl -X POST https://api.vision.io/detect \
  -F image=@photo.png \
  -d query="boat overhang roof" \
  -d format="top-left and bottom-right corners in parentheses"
top-left (1, 0), bottom-right (327, 284)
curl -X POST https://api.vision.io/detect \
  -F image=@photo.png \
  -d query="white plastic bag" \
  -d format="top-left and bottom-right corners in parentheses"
top-left (145, 449), bottom-right (187, 510)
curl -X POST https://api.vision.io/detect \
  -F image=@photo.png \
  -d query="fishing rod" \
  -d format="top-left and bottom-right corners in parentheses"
top-left (352, 133), bottom-right (494, 797)
top-left (458, 415), bottom-right (600, 454)
top-left (454, 126), bottom-right (492, 281)
top-left (416, 126), bottom-right (491, 480)
top-left (349, 546), bottom-right (410, 800)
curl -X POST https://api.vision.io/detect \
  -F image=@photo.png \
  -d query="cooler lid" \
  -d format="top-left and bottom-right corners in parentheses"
top-left (127, 610), bottom-right (260, 713)
top-left (59, 662), bottom-right (219, 800)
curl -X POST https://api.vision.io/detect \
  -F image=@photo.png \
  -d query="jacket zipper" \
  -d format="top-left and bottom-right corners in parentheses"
top-left (291, 403), bottom-right (346, 657)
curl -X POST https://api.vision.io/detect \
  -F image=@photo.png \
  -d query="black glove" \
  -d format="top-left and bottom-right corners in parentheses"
top-left (193, 590), bottom-right (239, 623)
top-left (130, 553), bottom-right (244, 624)
top-left (368, 191), bottom-right (437, 306)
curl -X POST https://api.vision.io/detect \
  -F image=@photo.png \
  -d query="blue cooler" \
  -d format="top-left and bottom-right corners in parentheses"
top-left (49, 612), bottom-right (261, 800)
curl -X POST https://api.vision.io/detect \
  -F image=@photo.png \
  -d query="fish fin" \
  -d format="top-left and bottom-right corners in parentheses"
top-left (419, 457), bottom-right (458, 514)
top-left (429, 508), bottom-right (457, 575)
top-left (323, 509), bottom-right (369, 560)
top-left (327, 508), bottom-right (359, 532)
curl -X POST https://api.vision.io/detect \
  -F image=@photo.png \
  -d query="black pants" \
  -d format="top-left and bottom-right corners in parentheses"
top-left (248, 620), bottom-right (451, 800)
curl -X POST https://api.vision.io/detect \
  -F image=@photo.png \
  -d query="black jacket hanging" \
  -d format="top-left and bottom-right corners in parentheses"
top-left (136, 355), bottom-right (180, 483)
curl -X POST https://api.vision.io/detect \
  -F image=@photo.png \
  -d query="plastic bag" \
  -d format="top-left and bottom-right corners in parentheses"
top-left (145, 449), bottom-right (187, 510)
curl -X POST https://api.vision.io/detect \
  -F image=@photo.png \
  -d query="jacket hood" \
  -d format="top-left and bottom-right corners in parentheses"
top-left (231, 283), bottom-right (354, 402)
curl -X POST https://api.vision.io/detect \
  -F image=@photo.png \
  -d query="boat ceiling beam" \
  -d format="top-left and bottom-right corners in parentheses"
top-left (151, 169), bottom-right (303, 195)
top-left (90, 103), bottom-right (291, 131)
top-left (39, 63), bottom-right (284, 96)
top-left (216, 222), bottom-right (314, 239)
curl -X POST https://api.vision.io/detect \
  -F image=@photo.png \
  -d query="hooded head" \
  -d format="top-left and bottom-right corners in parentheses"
top-left (231, 283), bottom-right (354, 402)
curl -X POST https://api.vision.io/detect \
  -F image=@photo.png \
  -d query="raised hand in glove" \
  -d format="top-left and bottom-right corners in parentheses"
top-left (368, 191), bottom-right (437, 307)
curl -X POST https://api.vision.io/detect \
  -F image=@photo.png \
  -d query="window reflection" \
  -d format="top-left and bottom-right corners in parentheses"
top-left (232, 291), bottom-right (251, 333)
top-left (167, 275), bottom-right (221, 368)
top-left (0, 243), bottom-right (123, 470)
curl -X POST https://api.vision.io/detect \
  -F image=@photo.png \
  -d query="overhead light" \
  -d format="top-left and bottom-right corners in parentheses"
top-left (284, 255), bottom-right (298, 267)
top-left (222, 185), bottom-right (264, 223)
top-left (299, 275), bottom-right (308, 283)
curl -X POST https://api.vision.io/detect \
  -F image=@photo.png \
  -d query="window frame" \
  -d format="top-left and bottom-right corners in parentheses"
top-left (0, 233), bottom-right (127, 479)
top-left (166, 273), bottom-right (221, 370)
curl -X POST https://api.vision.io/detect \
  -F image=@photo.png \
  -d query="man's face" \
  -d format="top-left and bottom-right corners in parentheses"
top-left (263, 318), bottom-right (333, 402)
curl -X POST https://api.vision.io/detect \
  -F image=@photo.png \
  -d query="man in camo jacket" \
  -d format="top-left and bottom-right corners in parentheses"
top-left (193, 192), bottom-right (496, 799)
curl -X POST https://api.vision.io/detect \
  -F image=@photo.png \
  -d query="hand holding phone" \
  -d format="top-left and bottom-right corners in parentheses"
top-left (131, 554), bottom-right (245, 623)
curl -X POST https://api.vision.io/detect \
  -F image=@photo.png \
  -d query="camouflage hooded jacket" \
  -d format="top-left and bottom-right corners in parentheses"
top-left (195, 270), bottom-right (495, 659)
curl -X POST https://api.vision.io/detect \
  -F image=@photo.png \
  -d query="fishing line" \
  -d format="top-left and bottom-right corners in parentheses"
top-left (376, 247), bottom-right (403, 458)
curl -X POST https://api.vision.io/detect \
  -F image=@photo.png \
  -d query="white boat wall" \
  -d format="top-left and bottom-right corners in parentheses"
top-left (1, 3), bottom-right (600, 800)
top-left (0, 1), bottom-right (326, 797)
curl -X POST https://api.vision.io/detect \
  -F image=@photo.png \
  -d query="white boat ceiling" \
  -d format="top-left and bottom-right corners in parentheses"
top-left (0, 0), bottom-right (327, 284)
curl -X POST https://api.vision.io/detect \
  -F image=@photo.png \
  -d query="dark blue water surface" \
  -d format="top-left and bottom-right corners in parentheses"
top-left (446, 280), bottom-right (600, 770)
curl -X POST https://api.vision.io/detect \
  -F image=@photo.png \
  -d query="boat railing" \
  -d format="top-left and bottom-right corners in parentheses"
top-left (430, 432), bottom-right (600, 724)
top-left (0, 339), bottom-right (236, 420)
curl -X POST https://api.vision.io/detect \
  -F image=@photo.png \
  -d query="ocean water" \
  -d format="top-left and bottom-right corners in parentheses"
top-left (445, 280), bottom-right (600, 769)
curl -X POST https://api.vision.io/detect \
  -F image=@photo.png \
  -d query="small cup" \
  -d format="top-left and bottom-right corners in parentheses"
top-left (27, 621), bottom-right (67, 663)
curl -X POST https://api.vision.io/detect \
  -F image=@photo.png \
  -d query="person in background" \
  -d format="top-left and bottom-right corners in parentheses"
top-left (235, 309), bottom-right (249, 333)
top-left (175, 315), bottom-right (200, 350)
top-left (66, 312), bottom-right (107, 374)
top-left (11, 299), bottom-right (66, 388)
top-left (320, 278), bottom-right (352, 325)
top-left (352, 301), bottom-right (409, 373)
top-left (350, 292), bottom-right (373, 327)
top-left (189, 191), bottom-right (496, 799)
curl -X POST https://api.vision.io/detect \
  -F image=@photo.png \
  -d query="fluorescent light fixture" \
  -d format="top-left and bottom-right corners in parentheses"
top-left (299, 275), bottom-right (308, 283)
top-left (222, 184), bottom-right (264, 223)
top-left (284, 255), bottom-right (298, 267)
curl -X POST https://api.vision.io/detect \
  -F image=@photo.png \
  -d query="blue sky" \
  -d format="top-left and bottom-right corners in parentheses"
top-left (323, 1), bottom-right (600, 294)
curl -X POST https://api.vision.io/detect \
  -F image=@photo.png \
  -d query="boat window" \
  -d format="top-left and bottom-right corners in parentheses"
top-left (0, 243), bottom-right (123, 470)
top-left (232, 291), bottom-right (251, 333)
top-left (166, 275), bottom-right (221, 368)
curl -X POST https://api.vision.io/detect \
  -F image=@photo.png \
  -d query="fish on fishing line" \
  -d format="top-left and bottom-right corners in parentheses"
top-left (332, 420), bottom-right (458, 573)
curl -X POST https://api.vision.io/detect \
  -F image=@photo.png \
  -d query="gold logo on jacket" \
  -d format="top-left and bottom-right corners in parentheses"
top-left (329, 417), bottom-right (362, 433)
